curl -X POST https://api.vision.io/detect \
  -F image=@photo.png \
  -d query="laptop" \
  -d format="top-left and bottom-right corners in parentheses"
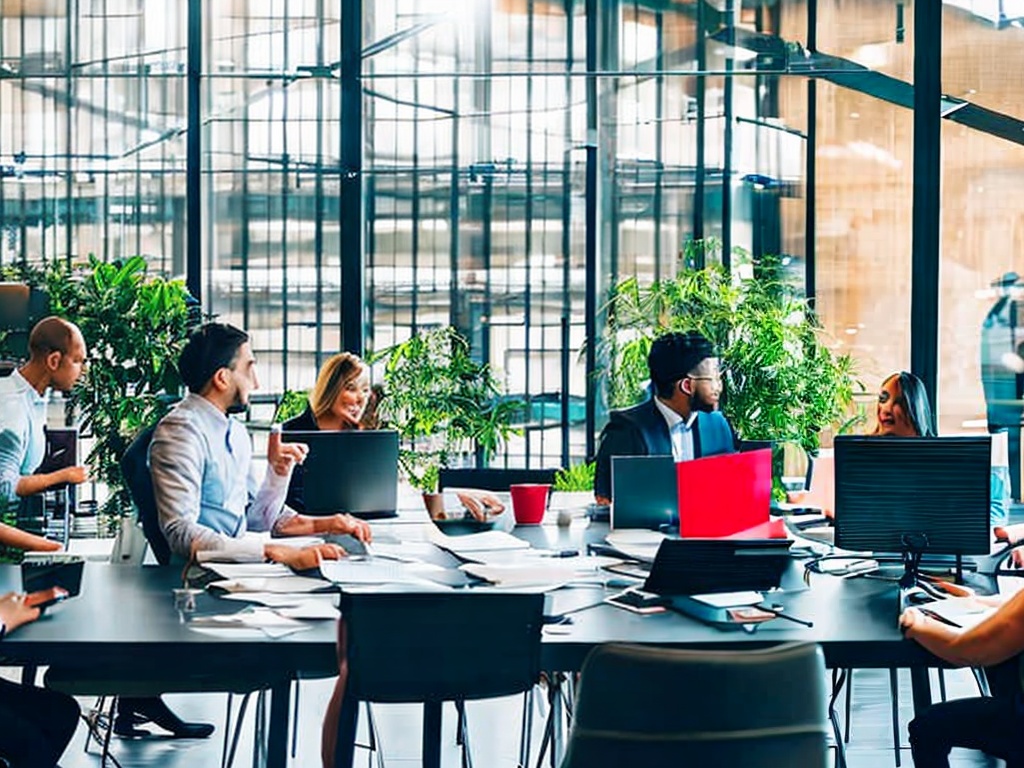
top-left (676, 448), bottom-right (772, 538)
top-left (282, 430), bottom-right (400, 519)
top-left (642, 537), bottom-right (793, 596)
top-left (610, 455), bottom-right (677, 531)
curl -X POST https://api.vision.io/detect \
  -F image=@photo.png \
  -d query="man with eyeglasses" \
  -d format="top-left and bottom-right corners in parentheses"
top-left (594, 331), bottom-right (736, 504)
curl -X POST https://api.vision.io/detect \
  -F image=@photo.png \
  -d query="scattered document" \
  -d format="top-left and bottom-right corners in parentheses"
top-left (217, 592), bottom-right (339, 609)
top-left (689, 591), bottom-right (764, 608)
top-left (919, 597), bottom-right (997, 632)
top-left (426, 526), bottom-right (531, 555)
top-left (207, 575), bottom-right (334, 594)
top-left (204, 563), bottom-right (293, 580)
top-left (460, 561), bottom-right (597, 590)
top-left (319, 558), bottom-right (448, 586)
top-left (188, 607), bottom-right (312, 638)
top-left (604, 530), bottom-right (666, 562)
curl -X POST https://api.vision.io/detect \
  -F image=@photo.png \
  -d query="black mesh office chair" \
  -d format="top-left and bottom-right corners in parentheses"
top-left (438, 467), bottom-right (558, 492)
top-left (333, 591), bottom-right (545, 768)
top-left (560, 642), bottom-right (830, 768)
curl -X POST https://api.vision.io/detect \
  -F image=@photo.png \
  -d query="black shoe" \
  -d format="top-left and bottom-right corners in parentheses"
top-left (117, 697), bottom-right (215, 739)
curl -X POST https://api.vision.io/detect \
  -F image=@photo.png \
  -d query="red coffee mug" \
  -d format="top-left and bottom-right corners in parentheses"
top-left (510, 483), bottom-right (551, 526)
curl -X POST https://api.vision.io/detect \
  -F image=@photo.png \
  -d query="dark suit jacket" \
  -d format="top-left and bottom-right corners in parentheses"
top-left (282, 407), bottom-right (319, 514)
top-left (593, 399), bottom-right (736, 501)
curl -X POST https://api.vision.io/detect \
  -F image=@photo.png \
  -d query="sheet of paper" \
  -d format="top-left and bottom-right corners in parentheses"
top-left (204, 563), bottom-right (294, 580)
top-left (603, 530), bottom-right (666, 562)
top-left (216, 592), bottom-right (339, 609)
top-left (207, 576), bottom-right (333, 594)
top-left (921, 596), bottom-right (997, 631)
top-left (319, 558), bottom-right (447, 586)
top-left (458, 562), bottom-right (579, 590)
top-left (426, 526), bottom-right (531, 554)
top-left (274, 600), bottom-right (340, 620)
top-left (690, 591), bottom-right (764, 608)
top-left (188, 607), bottom-right (312, 638)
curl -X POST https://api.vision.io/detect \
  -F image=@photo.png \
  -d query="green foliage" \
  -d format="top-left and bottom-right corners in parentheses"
top-left (274, 389), bottom-right (310, 423)
top-left (603, 238), bottom-right (858, 459)
top-left (1, 256), bottom-right (197, 517)
top-left (372, 326), bottom-right (520, 492)
top-left (553, 461), bottom-right (596, 492)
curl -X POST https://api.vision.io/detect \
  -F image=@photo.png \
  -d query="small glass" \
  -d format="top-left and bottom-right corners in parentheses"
top-left (172, 588), bottom-right (203, 622)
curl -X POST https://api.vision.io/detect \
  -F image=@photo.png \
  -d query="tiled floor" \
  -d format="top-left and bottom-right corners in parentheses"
top-left (42, 666), bottom-right (1003, 767)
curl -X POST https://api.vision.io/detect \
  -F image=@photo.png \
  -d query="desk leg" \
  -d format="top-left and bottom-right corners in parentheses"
top-left (910, 667), bottom-right (933, 716)
top-left (268, 680), bottom-right (291, 768)
top-left (333, 691), bottom-right (359, 768)
top-left (549, 673), bottom-right (564, 767)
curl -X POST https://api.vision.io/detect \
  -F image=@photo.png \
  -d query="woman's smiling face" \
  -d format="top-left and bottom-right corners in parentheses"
top-left (876, 375), bottom-right (919, 437)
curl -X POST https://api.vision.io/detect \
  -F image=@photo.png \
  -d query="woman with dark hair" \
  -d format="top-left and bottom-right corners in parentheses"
top-left (871, 371), bottom-right (936, 438)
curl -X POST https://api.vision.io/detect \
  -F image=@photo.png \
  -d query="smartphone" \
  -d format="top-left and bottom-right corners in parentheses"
top-left (604, 587), bottom-right (668, 614)
top-left (25, 586), bottom-right (69, 610)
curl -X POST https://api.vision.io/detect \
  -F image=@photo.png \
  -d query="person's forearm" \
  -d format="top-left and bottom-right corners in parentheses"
top-left (274, 514), bottom-right (318, 536)
top-left (14, 470), bottom-right (67, 498)
top-left (0, 522), bottom-right (60, 552)
top-left (906, 621), bottom-right (973, 666)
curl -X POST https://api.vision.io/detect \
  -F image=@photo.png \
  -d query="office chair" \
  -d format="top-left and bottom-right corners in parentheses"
top-left (438, 467), bottom-right (559, 492)
top-left (332, 590), bottom-right (545, 768)
top-left (559, 642), bottom-right (830, 768)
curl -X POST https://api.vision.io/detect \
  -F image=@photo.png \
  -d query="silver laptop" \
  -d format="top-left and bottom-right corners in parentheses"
top-left (610, 455), bottom-right (677, 531)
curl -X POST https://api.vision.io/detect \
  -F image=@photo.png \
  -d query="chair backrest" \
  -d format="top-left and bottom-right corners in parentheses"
top-left (438, 467), bottom-right (558, 492)
top-left (341, 591), bottom-right (544, 703)
top-left (560, 641), bottom-right (829, 768)
top-left (119, 425), bottom-right (171, 566)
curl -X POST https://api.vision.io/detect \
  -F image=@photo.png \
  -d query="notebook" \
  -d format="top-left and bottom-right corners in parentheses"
top-left (610, 455), bottom-right (677, 531)
top-left (282, 430), bottom-right (399, 519)
top-left (676, 448), bottom-right (772, 538)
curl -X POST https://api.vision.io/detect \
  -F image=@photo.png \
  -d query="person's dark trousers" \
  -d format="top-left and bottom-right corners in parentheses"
top-left (0, 677), bottom-right (80, 768)
top-left (909, 693), bottom-right (1024, 768)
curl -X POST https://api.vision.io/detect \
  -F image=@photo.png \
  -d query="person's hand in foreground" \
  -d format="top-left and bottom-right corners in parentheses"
top-left (267, 426), bottom-right (309, 477)
top-left (456, 491), bottom-right (506, 522)
top-left (265, 542), bottom-right (347, 571)
top-left (319, 513), bottom-right (373, 543)
top-left (0, 592), bottom-right (41, 636)
top-left (994, 525), bottom-right (1024, 569)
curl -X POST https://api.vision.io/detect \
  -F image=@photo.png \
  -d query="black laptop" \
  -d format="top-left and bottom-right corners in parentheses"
top-left (610, 455), bottom-right (677, 531)
top-left (643, 538), bottom-right (793, 596)
top-left (282, 430), bottom-right (400, 519)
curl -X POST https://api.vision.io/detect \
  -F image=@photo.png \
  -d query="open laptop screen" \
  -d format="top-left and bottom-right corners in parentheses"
top-left (282, 430), bottom-right (399, 519)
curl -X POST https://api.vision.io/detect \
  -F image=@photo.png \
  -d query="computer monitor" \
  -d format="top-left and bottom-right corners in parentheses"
top-left (282, 430), bottom-right (400, 519)
top-left (834, 435), bottom-right (991, 576)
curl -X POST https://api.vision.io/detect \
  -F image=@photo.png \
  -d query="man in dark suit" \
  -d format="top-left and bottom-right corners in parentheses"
top-left (594, 331), bottom-right (736, 503)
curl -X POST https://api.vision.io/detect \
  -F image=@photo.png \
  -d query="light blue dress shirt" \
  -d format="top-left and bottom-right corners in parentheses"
top-left (0, 370), bottom-right (47, 503)
top-left (149, 392), bottom-right (294, 562)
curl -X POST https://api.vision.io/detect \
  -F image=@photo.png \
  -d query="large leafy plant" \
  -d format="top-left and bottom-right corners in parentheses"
top-left (603, 239), bottom-right (858, 459)
top-left (373, 326), bottom-right (520, 493)
top-left (2, 256), bottom-right (197, 517)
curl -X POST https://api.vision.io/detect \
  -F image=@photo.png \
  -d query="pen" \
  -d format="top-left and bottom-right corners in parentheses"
top-left (756, 604), bottom-right (814, 628)
top-left (918, 608), bottom-right (961, 628)
top-left (541, 549), bottom-right (579, 558)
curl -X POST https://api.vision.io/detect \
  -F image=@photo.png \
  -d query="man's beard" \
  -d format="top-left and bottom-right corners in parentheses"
top-left (691, 392), bottom-right (717, 414)
top-left (226, 392), bottom-right (249, 415)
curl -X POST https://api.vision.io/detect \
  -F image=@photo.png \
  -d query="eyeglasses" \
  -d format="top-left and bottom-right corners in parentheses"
top-left (686, 373), bottom-right (723, 384)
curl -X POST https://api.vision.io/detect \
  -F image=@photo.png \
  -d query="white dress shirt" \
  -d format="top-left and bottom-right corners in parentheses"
top-left (653, 397), bottom-right (698, 462)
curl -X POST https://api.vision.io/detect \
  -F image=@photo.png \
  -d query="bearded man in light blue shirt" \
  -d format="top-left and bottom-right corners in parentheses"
top-left (149, 322), bottom-right (371, 569)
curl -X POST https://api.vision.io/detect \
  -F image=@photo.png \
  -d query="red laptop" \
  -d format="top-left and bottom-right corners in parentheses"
top-left (676, 448), bottom-right (773, 538)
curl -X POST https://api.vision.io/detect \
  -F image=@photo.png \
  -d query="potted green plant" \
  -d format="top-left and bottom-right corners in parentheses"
top-left (372, 326), bottom-right (520, 505)
top-left (1, 256), bottom-right (197, 523)
top-left (602, 239), bottom-right (859, 497)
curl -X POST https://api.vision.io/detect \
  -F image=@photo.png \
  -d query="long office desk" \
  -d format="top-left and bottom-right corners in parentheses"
top-left (0, 519), bottom-right (947, 768)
